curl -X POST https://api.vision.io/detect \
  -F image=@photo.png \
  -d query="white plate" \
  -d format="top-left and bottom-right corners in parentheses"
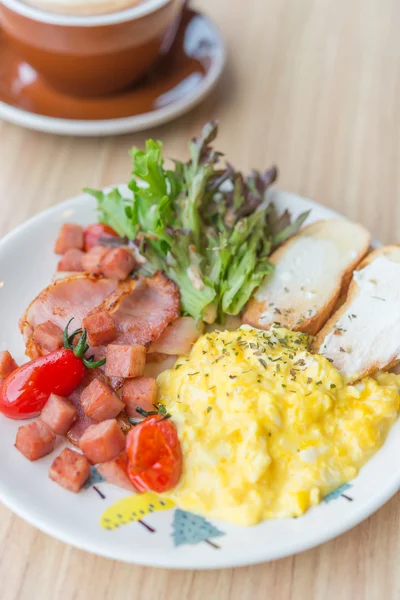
top-left (0, 189), bottom-right (397, 570)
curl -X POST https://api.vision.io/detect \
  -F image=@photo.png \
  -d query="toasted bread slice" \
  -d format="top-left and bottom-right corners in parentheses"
top-left (313, 245), bottom-right (400, 382)
top-left (242, 219), bottom-right (370, 335)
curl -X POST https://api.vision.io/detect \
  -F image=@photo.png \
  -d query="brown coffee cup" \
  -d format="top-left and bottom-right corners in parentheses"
top-left (0, 0), bottom-right (186, 97)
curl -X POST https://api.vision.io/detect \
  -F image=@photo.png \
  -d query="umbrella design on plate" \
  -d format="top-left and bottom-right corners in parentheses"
top-left (84, 466), bottom-right (106, 499)
top-left (100, 493), bottom-right (175, 533)
top-left (171, 509), bottom-right (224, 549)
top-left (323, 483), bottom-right (353, 503)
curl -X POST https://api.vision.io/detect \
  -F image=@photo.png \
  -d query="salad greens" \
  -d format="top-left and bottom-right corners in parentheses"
top-left (85, 121), bottom-right (309, 323)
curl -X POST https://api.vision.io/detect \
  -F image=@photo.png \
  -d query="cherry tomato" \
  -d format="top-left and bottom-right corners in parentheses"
top-left (0, 350), bottom-right (85, 419)
top-left (84, 223), bottom-right (118, 251)
top-left (126, 415), bottom-right (182, 493)
top-left (0, 320), bottom-right (105, 420)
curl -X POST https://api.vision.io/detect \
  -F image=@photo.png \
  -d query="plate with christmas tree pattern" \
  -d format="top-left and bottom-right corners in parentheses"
top-left (1, 188), bottom-right (399, 570)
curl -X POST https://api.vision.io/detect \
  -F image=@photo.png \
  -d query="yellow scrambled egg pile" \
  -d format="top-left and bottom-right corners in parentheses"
top-left (157, 327), bottom-right (400, 526)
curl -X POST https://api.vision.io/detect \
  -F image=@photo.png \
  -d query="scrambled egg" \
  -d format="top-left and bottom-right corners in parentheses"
top-left (157, 327), bottom-right (400, 526)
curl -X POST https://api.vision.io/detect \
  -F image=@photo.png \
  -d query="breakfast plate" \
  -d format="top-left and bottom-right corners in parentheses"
top-left (0, 9), bottom-right (225, 136)
top-left (1, 185), bottom-right (399, 570)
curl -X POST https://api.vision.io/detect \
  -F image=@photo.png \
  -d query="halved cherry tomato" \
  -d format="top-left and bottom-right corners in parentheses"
top-left (0, 320), bottom-right (105, 420)
top-left (126, 415), bottom-right (182, 493)
top-left (84, 223), bottom-right (119, 252)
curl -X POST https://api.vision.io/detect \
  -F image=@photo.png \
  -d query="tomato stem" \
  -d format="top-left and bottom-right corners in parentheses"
top-left (63, 319), bottom-right (106, 369)
top-left (83, 357), bottom-right (106, 369)
top-left (135, 405), bottom-right (171, 420)
top-left (74, 329), bottom-right (88, 358)
top-left (63, 318), bottom-right (75, 350)
top-left (68, 328), bottom-right (82, 346)
top-left (136, 406), bottom-right (158, 417)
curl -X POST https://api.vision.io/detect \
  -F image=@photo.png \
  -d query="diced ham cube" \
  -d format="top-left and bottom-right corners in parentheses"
top-left (32, 321), bottom-right (64, 354)
top-left (57, 248), bottom-right (85, 272)
top-left (66, 411), bottom-right (96, 446)
top-left (82, 311), bottom-right (117, 347)
top-left (66, 376), bottom-right (101, 446)
top-left (41, 393), bottom-right (77, 435)
top-left (49, 448), bottom-right (91, 493)
top-left (121, 377), bottom-right (158, 417)
top-left (97, 452), bottom-right (135, 491)
top-left (79, 419), bottom-right (125, 463)
top-left (15, 420), bottom-right (56, 461)
top-left (105, 344), bottom-right (146, 378)
top-left (80, 378), bottom-right (124, 422)
top-left (100, 247), bottom-right (135, 280)
top-left (0, 350), bottom-right (18, 380)
top-left (55, 223), bottom-right (84, 254)
top-left (81, 245), bottom-right (110, 275)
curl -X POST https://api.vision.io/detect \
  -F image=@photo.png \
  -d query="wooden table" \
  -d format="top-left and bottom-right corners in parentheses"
top-left (1, 0), bottom-right (400, 597)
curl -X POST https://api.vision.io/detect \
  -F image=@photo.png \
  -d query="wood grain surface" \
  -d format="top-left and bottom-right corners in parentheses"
top-left (1, 0), bottom-right (400, 598)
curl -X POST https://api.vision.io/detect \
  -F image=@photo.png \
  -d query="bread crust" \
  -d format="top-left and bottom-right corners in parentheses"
top-left (313, 245), bottom-right (400, 382)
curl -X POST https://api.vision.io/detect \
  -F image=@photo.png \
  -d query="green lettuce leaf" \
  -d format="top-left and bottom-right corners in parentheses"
top-left (84, 187), bottom-right (136, 239)
top-left (86, 122), bottom-right (309, 323)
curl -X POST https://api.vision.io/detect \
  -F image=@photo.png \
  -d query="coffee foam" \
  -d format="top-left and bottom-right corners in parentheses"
top-left (21, 0), bottom-right (145, 16)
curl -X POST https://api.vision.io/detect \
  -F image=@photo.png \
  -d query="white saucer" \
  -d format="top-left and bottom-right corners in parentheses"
top-left (0, 10), bottom-right (225, 136)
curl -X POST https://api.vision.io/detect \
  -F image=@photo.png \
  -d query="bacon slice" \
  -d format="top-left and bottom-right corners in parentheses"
top-left (0, 350), bottom-right (18, 380)
top-left (110, 272), bottom-right (180, 347)
top-left (20, 274), bottom-right (124, 359)
top-left (148, 316), bottom-right (203, 355)
top-left (21, 272), bottom-right (180, 361)
top-left (143, 354), bottom-right (178, 379)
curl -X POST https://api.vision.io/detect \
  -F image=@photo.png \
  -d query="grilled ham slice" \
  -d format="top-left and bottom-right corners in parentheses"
top-left (21, 271), bottom-right (180, 359)
top-left (108, 271), bottom-right (180, 347)
top-left (148, 316), bottom-right (204, 356)
top-left (21, 275), bottom-right (122, 358)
